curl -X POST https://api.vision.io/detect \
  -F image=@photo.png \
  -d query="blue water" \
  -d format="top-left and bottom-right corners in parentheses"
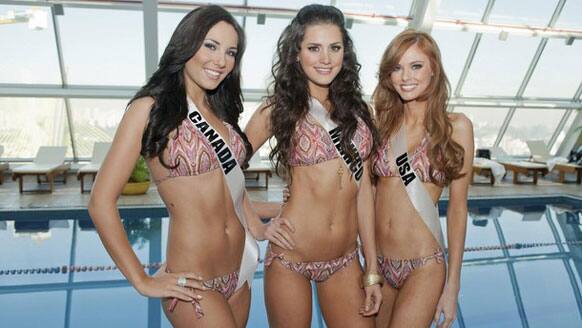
top-left (1, 197), bottom-right (581, 327)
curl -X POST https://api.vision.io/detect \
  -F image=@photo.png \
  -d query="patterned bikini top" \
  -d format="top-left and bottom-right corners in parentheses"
top-left (156, 119), bottom-right (246, 184)
top-left (289, 113), bottom-right (373, 167)
top-left (372, 135), bottom-right (446, 184)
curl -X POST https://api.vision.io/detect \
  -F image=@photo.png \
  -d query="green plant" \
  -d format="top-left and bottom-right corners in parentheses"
top-left (129, 156), bottom-right (149, 183)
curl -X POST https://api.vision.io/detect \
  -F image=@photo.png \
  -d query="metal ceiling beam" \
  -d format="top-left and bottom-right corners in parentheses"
top-left (50, 4), bottom-right (78, 160)
top-left (493, 0), bottom-right (566, 148)
top-left (408, 0), bottom-right (439, 33)
top-left (143, 0), bottom-right (158, 80)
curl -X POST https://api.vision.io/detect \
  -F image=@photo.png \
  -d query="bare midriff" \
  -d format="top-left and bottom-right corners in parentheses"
top-left (155, 169), bottom-right (245, 280)
top-left (375, 176), bottom-right (443, 259)
top-left (275, 158), bottom-right (359, 262)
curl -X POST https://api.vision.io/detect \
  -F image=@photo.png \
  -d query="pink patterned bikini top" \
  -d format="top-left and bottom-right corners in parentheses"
top-left (289, 113), bottom-right (373, 166)
top-left (372, 135), bottom-right (446, 184)
top-left (156, 119), bottom-right (246, 184)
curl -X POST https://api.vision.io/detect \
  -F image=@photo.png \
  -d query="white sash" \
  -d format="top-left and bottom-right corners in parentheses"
top-left (308, 98), bottom-right (364, 188)
top-left (390, 124), bottom-right (445, 250)
top-left (186, 98), bottom-right (259, 289)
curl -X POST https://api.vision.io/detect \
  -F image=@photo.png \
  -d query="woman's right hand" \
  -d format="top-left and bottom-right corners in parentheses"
top-left (136, 263), bottom-right (208, 301)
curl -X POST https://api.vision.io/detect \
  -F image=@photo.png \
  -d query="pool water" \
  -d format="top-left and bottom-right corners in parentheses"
top-left (1, 197), bottom-right (581, 328)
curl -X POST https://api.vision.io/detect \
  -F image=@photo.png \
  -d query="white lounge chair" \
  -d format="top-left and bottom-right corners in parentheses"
top-left (77, 142), bottom-right (111, 193)
top-left (0, 146), bottom-right (8, 185)
top-left (526, 140), bottom-right (578, 183)
top-left (11, 146), bottom-right (69, 193)
top-left (471, 147), bottom-right (507, 185)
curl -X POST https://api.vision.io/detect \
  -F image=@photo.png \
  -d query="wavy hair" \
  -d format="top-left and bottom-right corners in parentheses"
top-left (373, 29), bottom-right (464, 186)
top-left (129, 5), bottom-right (252, 167)
top-left (267, 4), bottom-right (378, 179)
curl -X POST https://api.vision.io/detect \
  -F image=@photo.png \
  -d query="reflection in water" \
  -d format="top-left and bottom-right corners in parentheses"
top-left (0, 202), bottom-right (581, 328)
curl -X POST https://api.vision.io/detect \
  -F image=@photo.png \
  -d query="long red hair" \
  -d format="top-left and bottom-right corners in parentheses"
top-left (373, 29), bottom-right (464, 186)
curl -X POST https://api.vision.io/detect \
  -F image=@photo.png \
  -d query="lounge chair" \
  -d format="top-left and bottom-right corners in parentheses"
top-left (77, 142), bottom-right (111, 193)
top-left (471, 147), bottom-right (507, 185)
top-left (0, 146), bottom-right (8, 185)
top-left (11, 146), bottom-right (69, 193)
top-left (244, 154), bottom-right (273, 189)
top-left (526, 140), bottom-right (579, 183)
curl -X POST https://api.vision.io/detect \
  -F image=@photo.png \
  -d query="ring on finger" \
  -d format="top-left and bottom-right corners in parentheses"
top-left (176, 276), bottom-right (187, 287)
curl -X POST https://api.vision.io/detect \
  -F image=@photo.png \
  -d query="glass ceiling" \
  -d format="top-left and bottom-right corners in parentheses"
top-left (0, 0), bottom-right (580, 160)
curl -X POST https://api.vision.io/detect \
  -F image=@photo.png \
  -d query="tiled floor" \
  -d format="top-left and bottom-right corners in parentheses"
top-left (0, 171), bottom-right (580, 211)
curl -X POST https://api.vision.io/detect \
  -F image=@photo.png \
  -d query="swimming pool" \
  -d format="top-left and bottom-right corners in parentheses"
top-left (1, 196), bottom-right (581, 327)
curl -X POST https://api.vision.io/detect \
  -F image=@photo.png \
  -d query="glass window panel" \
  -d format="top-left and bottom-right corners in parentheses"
top-left (551, 110), bottom-right (577, 154)
top-left (488, 0), bottom-right (558, 26)
top-left (555, 0), bottom-right (582, 29)
top-left (458, 264), bottom-right (522, 327)
top-left (515, 261), bottom-right (581, 327)
top-left (524, 39), bottom-right (582, 99)
top-left (242, 17), bottom-right (290, 90)
top-left (69, 98), bottom-right (126, 158)
top-left (436, 0), bottom-right (488, 21)
top-left (0, 97), bottom-right (72, 158)
top-left (500, 108), bottom-right (565, 156)
top-left (350, 23), bottom-right (404, 95)
top-left (57, 8), bottom-right (145, 86)
top-left (336, 0), bottom-right (413, 16)
top-left (430, 30), bottom-right (475, 92)
top-left (158, 11), bottom-right (185, 60)
top-left (455, 106), bottom-right (509, 149)
top-left (248, 0), bottom-right (329, 9)
top-left (462, 34), bottom-right (539, 96)
top-left (0, 291), bottom-right (66, 328)
top-left (0, 5), bottom-right (61, 84)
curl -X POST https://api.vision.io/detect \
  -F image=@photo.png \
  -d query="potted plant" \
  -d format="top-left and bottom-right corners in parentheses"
top-left (121, 156), bottom-right (150, 195)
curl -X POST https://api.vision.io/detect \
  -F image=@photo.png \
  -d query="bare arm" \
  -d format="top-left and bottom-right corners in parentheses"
top-left (244, 102), bottom-right (273, 153)
top-left (88, 97), bottom-right (203, 301)
top-left (357, 161), bottom-right (382, 316)
top-left (445, 114), bottom-right (473, 291)
top-left (434, 113), bottom-right (474, 327)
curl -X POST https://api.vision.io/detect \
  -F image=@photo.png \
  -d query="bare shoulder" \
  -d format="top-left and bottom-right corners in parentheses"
top-left (448, 112), bottom-right (473, 134)
top-left (125, 96), bottom-right (155, 118)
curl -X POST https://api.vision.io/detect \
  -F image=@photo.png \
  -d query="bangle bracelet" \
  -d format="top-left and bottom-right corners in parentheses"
top-left (362, 272), bottom-right (383, 287)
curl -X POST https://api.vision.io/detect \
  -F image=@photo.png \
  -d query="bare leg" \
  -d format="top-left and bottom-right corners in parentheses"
top-left (388, 261), bottom-right (445, 328)
top-left (228, 283), bottom-right (251, 328)
top-left (375, 284), bottom-right (398, 328)
top-left (264, 259), bottom-right (313, 328)
top-left (162, 289), bottom-right (239, 328)
top-left (316, 258), bottom-right (374, 328)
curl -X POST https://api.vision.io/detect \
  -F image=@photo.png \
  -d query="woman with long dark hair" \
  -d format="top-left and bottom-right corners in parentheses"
top-left (245, 4), bottom-right (382, 327)
top-left (372, 29), bottom-right (473, 328)
top-left (89, 6), bottom-right (289, 327)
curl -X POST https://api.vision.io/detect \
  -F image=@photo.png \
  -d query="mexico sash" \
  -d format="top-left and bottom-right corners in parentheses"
top-left (308, 98), bottom-right (363, 188)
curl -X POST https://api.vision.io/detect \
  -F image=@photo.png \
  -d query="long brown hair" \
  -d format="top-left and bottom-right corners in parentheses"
top-left (373, 29), bottom-right (464, 186)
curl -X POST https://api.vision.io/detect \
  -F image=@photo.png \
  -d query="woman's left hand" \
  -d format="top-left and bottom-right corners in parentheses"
top-left (433, 285), bottom-right (458, 328)
top-left (359, 284), bottom-right (382, 316)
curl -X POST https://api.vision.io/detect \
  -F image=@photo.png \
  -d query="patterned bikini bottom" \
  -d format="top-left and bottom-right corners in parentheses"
top-left (264, 243), bottom-right (359, 282)
top-left (167, 270), bottom-right (239, 319)
top-left (377, 249), bottom-right (445, 289)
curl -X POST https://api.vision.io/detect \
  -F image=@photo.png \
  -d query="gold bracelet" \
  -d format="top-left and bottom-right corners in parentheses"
top-left (362, 272), bottom-right (384, 287)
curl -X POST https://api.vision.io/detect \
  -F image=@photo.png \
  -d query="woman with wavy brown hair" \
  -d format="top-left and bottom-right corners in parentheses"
top-left (371, 29), bottom-right (473, 328)
top-left (245, 4), bottom-right (382, 327)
